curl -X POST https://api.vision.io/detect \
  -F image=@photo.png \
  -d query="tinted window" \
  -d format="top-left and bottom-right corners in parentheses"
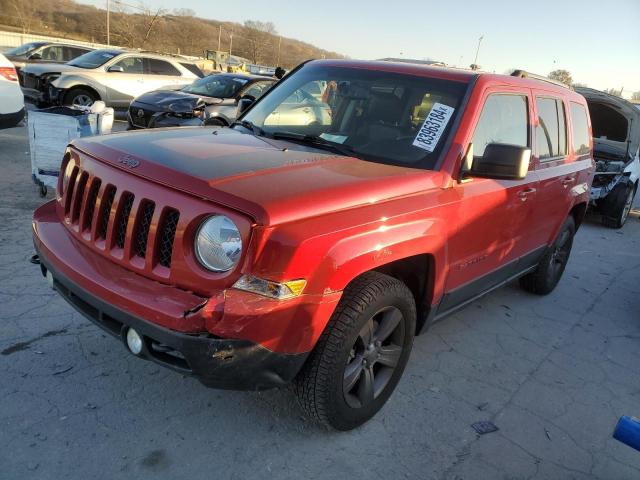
top-left (39, 45), bottom-right (64, 61)
top-left (68, 50), bottom-right (121, 69)
top-left (182, 75), bottom-right (249, 98)
top-left (63, 47), bottom-right (91, 61)
top-left (570, 102), bottom-right (590, 155)
top-left (242, 80), bottom-right (274, 99)
top-left (113, 56), bottom-right (144, 74)
top-left (145, 58), bottom-right (180, 76)
top-left (179, 62), bottom-right (204, 77)
top-left (536, 97), bottom-right (566, 159)
top-left (472, 94), bottom-right (528, 157)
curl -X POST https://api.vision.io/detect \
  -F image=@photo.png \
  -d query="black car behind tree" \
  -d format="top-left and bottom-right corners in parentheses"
top-left (4, 42), bottom-right (93, 79)
top-left (128, 73), bottom-right (275, 129)
top-left (576, 87), bottom-right (640, 228)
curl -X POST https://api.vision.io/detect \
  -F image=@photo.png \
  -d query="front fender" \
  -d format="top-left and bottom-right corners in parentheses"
top-left (248, 208), bottom-right (448, 303)
top-left (52, 75), bottom-right (105, 98)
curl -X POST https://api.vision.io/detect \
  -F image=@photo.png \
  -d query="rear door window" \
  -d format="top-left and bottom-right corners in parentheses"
top-left (63, 47), bottom-right (91, 61)
top-left (145, 58), bottom-right (181, 76)
top-left (536, 97), bottom-right (567, 159)
top-left (472, 94), bottom-right (529, 158)
top-left (569, 102), bottom-right (590, 155)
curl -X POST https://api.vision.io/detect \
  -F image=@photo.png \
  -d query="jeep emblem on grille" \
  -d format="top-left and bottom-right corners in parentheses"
top-left (118, 155), bottom-right (140, 168)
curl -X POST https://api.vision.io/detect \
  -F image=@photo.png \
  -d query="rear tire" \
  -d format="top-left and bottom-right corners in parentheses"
top-left (601, 182), bottom-right (635, 229)
top-left (294, 272), bottom-right (416, 431)
top-left (63, 87), bottom-right (98, 108)
top-left (519, 216), bottom-right (575, 295)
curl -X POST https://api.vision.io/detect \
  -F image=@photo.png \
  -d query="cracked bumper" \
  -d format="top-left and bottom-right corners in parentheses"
top-left (32, 201), bottom-right (309, 389)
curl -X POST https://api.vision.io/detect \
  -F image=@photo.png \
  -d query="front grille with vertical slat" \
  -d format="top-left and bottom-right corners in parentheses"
top-left (71, 172), bottom-right (88, 223)
top-left (157, 209), bottom-right (180, 267)
top-left (83, 179), bottom-right (101, 232)
top-left (98, 186), bottom-right (116, 240)
top-left (59, 163), bottom-right (182, 276)
top-left (134, 201), bottom-right (155, 258)
top-left (64, 167), bottom-right (79, 215)
top-left (115, 193), bottom-right (134, 249)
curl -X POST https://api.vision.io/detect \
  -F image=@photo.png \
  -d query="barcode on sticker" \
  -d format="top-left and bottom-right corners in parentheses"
top-left (413, 103), bottom-right (455, 153)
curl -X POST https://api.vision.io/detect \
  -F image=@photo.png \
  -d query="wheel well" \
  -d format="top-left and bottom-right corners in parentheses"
top-left (64, 85), bottom-right (100, 103)
top-left (205, 116), bottom-right (228, 126)
top-left (372, 254), bottom-right (434, 334)
top-left (570, 202), bottom-right (588, 230)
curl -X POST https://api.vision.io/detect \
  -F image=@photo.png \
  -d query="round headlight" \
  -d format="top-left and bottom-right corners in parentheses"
top-left (195, 215), bottom-right (242, 272)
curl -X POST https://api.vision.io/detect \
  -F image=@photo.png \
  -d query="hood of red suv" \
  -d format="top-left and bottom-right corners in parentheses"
top-left (72, 127), bottom-right (442, 225)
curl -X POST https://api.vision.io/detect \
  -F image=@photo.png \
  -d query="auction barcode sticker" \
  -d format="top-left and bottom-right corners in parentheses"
top-left (412, 103), bottom-right (455, 153)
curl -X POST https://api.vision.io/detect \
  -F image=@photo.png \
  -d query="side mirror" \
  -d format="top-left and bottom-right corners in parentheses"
top-left (467, 143), bottom-right (531, 180)
top-left (107, 65), bottom-right (124, 73)
top-left (237, 95), bottom-right (256, 115)
top-left (28, 53), bottom-right (42, 60)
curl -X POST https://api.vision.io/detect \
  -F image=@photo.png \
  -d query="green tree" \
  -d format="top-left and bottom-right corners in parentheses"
top-left (548, 69), bottom-right (573, 86)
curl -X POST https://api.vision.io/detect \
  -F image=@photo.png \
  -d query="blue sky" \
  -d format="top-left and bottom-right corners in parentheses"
top-left (80, 0), bottom-right (640, 96)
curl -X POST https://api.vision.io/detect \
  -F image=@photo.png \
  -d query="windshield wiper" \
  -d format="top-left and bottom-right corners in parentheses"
top-left (270, 132), bottom-right (360, 158)
top-left (230, 119), bottom-right (265, 137)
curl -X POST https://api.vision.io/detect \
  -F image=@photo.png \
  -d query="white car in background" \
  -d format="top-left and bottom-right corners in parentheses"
top-left (20, 48), bottom-right (203, 108)
top-left (0, 53), bottom-right (25, 129)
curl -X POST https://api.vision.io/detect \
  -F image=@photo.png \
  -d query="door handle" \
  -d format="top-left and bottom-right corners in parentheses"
top-left (517, 187), bottom-right (537, 201)
top-left (561, 177), bottom-right (575, 187)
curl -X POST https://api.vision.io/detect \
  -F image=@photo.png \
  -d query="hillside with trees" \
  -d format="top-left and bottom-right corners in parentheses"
top-left (0, 0), bottom-right (344, 68)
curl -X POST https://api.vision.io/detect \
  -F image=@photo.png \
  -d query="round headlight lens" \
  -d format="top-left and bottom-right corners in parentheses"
top-left (195, 215), bottom-right (242, 272)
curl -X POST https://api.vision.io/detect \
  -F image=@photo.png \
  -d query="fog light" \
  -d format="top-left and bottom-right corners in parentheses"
top-left (126, 328), bottom-right (143, 355)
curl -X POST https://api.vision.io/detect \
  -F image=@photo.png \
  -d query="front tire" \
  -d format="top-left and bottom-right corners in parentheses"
top-left (294, 272), bottom-right (416, 430)
top-left (519, 216), bottom-right (575, 295)
top-left (63, 87), bottom-right (98, 108)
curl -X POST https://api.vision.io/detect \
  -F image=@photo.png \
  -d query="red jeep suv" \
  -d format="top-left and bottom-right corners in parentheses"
top-left (32, 60), bottom-right (593, 430)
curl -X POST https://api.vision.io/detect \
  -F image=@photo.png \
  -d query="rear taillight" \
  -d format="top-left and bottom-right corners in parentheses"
top-left (0, 66), bottom-right (18, 82)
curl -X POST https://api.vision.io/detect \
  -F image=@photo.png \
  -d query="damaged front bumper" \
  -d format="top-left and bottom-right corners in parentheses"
top-left (32, 201), bottom-right (307, 390)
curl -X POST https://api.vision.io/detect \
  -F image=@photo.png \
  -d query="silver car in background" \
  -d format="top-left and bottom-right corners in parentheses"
top-left (20, 49), bottom-right (203, 108)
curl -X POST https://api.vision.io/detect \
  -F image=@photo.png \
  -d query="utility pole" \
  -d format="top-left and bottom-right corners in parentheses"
top-left (472, 35), bottom-right (484, 69)
top-left (106, 0), bottom-right (110, 45)
top-left (276, 36), bottom-right (282, 66)
top-left (218, 26), bottom-right (222, 51)
top-left (229, 33), bottom-right (233, 55)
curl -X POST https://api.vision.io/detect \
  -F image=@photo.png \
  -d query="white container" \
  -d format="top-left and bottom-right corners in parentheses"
top-left (28, 106), bottom-right (99, 196)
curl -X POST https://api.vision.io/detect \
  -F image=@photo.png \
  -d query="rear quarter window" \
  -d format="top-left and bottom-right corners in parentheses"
top-left (570, 102), bottom-right (590, 155)
top-left (179, 62), bottom-right (205, 78)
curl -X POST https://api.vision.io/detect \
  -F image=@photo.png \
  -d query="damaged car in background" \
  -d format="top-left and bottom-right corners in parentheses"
top-left (576, 87), bottom-right (640, 228)
top-left (128, 73), bottom-right (275, 128)
top-left (20, 49), bottom-right (203, 108)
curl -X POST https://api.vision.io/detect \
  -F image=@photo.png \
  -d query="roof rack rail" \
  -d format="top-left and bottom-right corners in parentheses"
top-left (511, 69), bottom-right (572, 90)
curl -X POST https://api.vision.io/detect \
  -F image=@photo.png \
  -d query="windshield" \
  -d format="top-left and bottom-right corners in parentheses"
top-left (5, 42), bottom-right (45, 56)
top-left (241, 64), bottom-right (468, 169)
top-left (68, 49), bottom-right (120, 69)
top-left (182, 75), bottom-right (250, 98)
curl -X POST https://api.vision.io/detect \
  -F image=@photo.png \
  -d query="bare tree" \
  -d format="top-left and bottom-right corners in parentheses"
top-left (243, 20), bottom-right (277, 64)
top-left (604, 88), bottom-right (623, 98)
top-left (9, 0), bottom-right (38, 33)
top-left (631, 91), bottom-right (640, 101)
top-left (548, 69), bottom-right (573, 86)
